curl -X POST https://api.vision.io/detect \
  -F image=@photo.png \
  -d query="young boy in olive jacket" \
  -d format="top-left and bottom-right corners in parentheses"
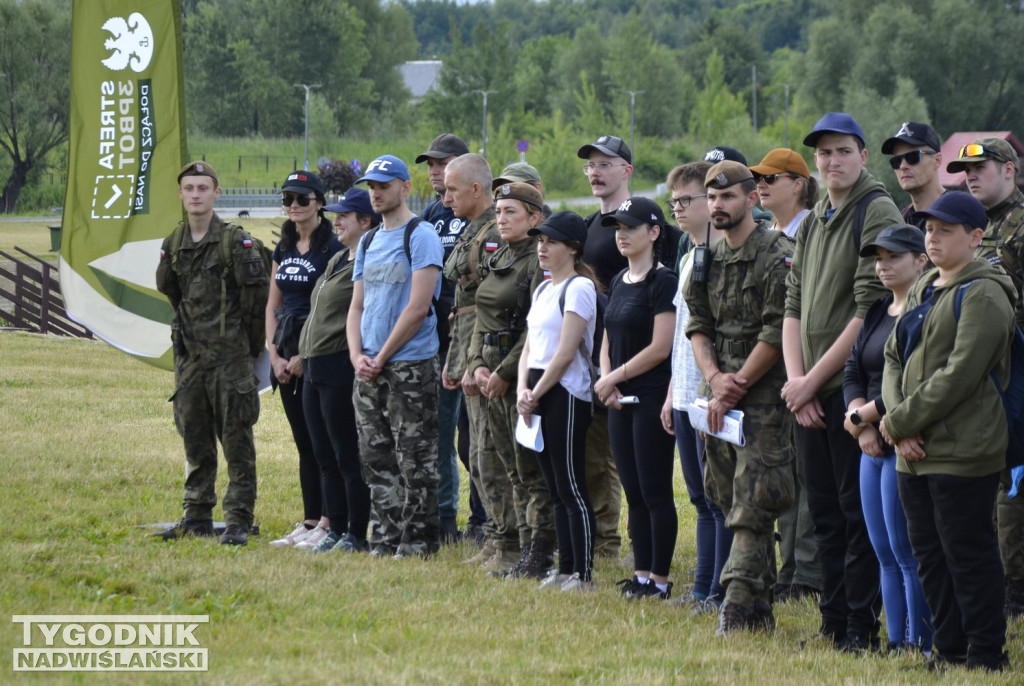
top-left (881, 191), bottom-right (1012, 671)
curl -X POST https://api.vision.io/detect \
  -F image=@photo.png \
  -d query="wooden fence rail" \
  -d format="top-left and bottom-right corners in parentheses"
top-left (0, 247), bottom-right (93, 338)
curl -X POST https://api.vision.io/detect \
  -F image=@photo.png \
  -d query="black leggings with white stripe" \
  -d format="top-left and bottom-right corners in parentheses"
top-left (529, 370), bottom-right (596, 580)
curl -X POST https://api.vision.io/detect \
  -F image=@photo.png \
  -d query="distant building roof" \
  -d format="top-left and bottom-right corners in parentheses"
top-left (941, 130), bottom-right (1024, 188)
top-left (400, 61), bottom-right (443, 102)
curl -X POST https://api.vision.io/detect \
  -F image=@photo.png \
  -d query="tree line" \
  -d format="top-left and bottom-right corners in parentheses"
top-left (2, 0), bottom-right (1024, 211)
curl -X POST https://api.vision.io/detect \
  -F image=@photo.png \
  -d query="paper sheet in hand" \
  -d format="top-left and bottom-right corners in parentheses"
top-left (687, 397), bottom-right (746, 447)
top-left (516, 414), bottom-right (544, 452)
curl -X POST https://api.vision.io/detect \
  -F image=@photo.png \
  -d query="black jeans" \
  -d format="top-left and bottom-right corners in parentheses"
top-left (301, 358), bottom-right (370, 539)
top-left (796, 391), bottom-right (881, 639)
top-left (279, 375), bottom-right (322, 522)
top-left (898, 471), bottom-right (1005, 659)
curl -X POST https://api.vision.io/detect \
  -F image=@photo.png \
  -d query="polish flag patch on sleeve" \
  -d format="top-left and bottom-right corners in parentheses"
top-left (784, 256), bottom-right (792, 268)
top-left (485, 242), bottom-right (499, 252)
top-left (242, 238), bottom-right (254, 248)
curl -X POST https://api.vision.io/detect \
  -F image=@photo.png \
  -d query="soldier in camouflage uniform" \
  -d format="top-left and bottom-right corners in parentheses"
top-left (685, 161), bottom-right (796, 635)
top-left (442, 154), bottom-right (520, 570)
top-left (154, 161), bottom-right (269, 546)
top-left (947, 138), bottom-right (1024, 616)
top-left (347, 154), bottom-right (445, 558)
top-left (469, 183), bottom-right (555, 579)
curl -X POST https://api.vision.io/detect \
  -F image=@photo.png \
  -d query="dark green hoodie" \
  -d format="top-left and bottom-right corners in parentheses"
top-left (882, 259), bottom-right (1015, 477)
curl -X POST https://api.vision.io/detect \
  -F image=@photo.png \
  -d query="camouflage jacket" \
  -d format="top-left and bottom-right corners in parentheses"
top-left (685, 224), bottom-right (793, 406)
top-left (978, 187), bottom-right (1024, 327)
top-left (156, 214), bottom-right (270, 368)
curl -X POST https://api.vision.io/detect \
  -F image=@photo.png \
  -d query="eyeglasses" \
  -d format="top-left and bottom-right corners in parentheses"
top-left (282, 194), bottom-right (313, 207)
top-left (753, 173), bottom-right (797, 185)
top-left (666, 193), bottom-right (707, 210)
top-left (582, 162), bottom-right (628, 174)
top-left (957, 143), bottom-right (1008, 163)
top-left (888, 149), bottom-right (937, 169)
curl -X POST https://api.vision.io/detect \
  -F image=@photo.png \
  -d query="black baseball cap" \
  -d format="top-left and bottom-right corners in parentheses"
top-left (704, 146), bottom-right (747, 165)
top-left (281, 170), bottom-right (325, 197)
top-left (414, 133), bottom-right (470, 164)
top-left (600, 196), bottom-right (665, 228)
top-left (881, 121), bottom-right (942, 155)
top-left (577, 135), bottom-right (632, 164)
top-left (859, 224), bottom-right (926, 257)
top-left (529, 211), bottom-right (587, 243)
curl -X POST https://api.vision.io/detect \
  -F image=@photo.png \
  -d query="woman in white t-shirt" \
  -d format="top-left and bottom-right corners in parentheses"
top-left (517, 212), bottom-right (599, 592)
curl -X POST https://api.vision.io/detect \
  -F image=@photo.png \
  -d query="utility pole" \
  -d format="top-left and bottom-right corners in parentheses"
top-left (751, 66), bottom-right (757, 134)
top-left (472, 90), bottom-right (497, 159)
top-left (293, 83), bottom-right (321, 171)
top-left (622, 90), bottom-right (643, 194)
top-left (783, 84), bottom-right (790, 149)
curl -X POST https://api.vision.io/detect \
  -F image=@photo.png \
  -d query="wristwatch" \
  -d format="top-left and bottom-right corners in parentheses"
top-left (850, 409), bottom-right (864, 427)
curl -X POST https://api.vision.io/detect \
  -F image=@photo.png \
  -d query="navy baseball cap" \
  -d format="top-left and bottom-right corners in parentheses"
top-left (881, 121), bottom-right (942, 155)
top-left (912, 191), bottom-right (988, 230)
top-left (355, 154), bottom-right (411, 184)
top-left (600, 196), bottom-right (665, 228)
top-left (859, 224), bottom-right (926, 257)
top-left (323, 187), bottom-right (380, 222)
top-left (529, 211), bottom-right (587, 243)
top-left (804, 112), bottom-right (866, 148)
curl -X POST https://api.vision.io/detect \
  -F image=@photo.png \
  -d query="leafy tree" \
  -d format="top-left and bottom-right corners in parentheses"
top-left (317, 158), bottom-right (357, 195)
top-left (0, 0), bottom-right (69, 213)
top-left (689, 50), bottom-right (748, 143)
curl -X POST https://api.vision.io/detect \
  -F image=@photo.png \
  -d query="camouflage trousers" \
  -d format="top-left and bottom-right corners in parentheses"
top-left (704, 404), bottom-right (796, 607)
top-left (172, 356), bottom-right (259, 528)
top-left (482, 344), bottom-right (555, 548)
top-left (353, 358), bottom-right (440, 557)
top-left (997, 467), bottom-right (1024, 582)
top-left (466, 391), bottom-right (518, 551)
top-left (585, 412), bottom-right (623, 556)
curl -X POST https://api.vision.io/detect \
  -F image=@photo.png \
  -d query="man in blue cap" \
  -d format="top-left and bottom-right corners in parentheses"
top-left (346, 154), bottom-right (445, 558)
top-left (781, 112), bottom-right (903, 652)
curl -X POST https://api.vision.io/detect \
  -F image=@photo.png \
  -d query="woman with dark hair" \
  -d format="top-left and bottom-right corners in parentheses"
top-left (844, 225), bottom-right (932, 652)
top-left (298, 187), bottom-right (381, 552)
top-left (750, 148), bottom-right (819, 238)
top-left (266, 171), bottom-right (344, 549)
top-left (517, 211), bottom-right (600, 592)
top-left (595, 196), bottom-right (679, 600)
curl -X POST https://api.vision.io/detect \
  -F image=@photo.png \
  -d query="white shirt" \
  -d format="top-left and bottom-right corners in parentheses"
top-left (526, 275), bottom-right (597, 401)
top-left (670, 248), bottom-right (704, 410)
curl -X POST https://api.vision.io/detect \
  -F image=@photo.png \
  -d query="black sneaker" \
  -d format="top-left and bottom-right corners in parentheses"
top-left (838, 632), bottom-right (882, 655)
top-left (745, 600), bottom-right (776, 632)
top-left (219, 524), bottom-right (249, 546)
top-left (616, 576), bottom-right (642, 598)
top-left (716, 601), bottom-right (750, 637)
top-left (967, 649), bottom-right (1009, 672)
top-left (154, 517), bottom-right (214, 540)
top-left (633, 581), bottom-right (673, 600)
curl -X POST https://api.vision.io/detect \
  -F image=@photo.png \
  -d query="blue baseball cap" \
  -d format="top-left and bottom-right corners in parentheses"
top-left (912, 191), bottom-right (988, 230)
top-left (323, 187), bottom-right (380, 221)
top-left (354, 154), bottom-right (410, 184)
top-left (804, 112), bottom-right (866, 148)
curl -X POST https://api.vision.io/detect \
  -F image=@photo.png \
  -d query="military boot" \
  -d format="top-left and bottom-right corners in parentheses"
top-left (745, 600), bottom-right (777, 632)
top-left (480, 546), bottom-right (520, 573)
top-left (715, 601), bottom-right (750, 637)
top-left (462, 538), bottom-right (496, 565)
top-left (505, 539), bottom-right (555, 580)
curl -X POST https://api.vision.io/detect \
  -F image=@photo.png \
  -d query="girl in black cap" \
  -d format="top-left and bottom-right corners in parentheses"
top-left (267, 171), bottom-right (344, 549)
top-left (595, 198), bottom-right (679, 600)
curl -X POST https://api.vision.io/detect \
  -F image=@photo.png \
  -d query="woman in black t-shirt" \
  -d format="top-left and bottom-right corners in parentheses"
top-left (594, 197), bottom-right (679, 600)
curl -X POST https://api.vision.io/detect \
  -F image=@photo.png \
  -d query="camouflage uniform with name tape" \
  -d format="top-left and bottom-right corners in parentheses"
top-left (685, 225), bottom-right (796, 608)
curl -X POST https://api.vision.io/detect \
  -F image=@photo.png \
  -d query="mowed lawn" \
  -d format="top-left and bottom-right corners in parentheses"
top-left (0, 331), bottom-right (1018, 684)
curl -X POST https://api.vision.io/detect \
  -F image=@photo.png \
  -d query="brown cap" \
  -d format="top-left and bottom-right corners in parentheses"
top-left (493, 181), bottom-right (544, 211)
top-left (748, 148), bottom-right (810, 178)
top-left (704, 161), bottom-right (754, 189)
top-left (178, 160), bottom-right (218, 185)
top-left (492, 162), bottom-right (542, 190)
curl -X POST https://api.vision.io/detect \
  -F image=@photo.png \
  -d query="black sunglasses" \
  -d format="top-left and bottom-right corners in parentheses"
top-left (282, 194), bottom-right (313, 207)
top-left (753, 173), bottom-right (797, 185)
top-left (888, 149), bottom-right (937, 170)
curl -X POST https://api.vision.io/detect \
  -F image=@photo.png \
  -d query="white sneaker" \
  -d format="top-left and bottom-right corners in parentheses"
top-left (269, 523), bottom-right (313, 548)
top-left (536, 570), bottom-right (570, 591)
top-left (560, 573), bottom-right (596, 593)
top-left (294, 525), bottom-right (329, 550)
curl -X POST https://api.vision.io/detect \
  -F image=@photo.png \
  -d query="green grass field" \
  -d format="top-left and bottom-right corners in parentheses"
top-left (0, 331), bottom-right (1018, 684)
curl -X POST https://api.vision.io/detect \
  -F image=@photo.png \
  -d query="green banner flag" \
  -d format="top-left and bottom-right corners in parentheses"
top-left (59, 0), bottom-right (186, 370)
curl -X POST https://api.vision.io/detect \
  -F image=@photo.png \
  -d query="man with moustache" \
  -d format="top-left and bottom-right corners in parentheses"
top-left (782, 113), bottom-right (903, 652)
top-left (881, 122), bottom-right (945, 230)
top-left (686, 160), bottom-right (795, 635)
